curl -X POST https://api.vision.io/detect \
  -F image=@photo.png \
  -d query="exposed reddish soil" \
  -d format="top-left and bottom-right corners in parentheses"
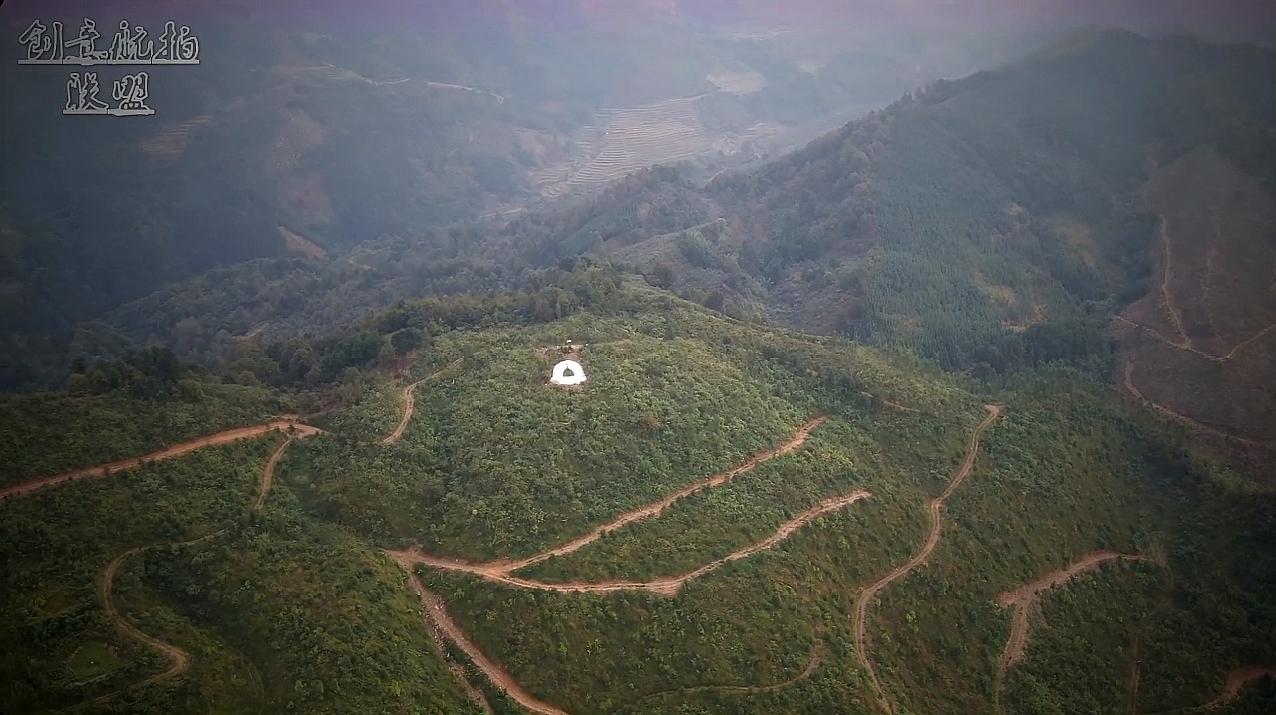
top-left (0, 410), bottom-right (326, 712)
top-left (391, 489), bottom-right (869, 596)
top-left (387, 415), bottom-right (838, 713)
top-left (995, 552), bottom-right (1156, 674)
top-left (92, 530), bottom-right (227, 704)
top-left (391, 557), bottom-right (569, 715)
top-left (380, 363), bottom-right (459, 446)
top-left (408, 416), bottom-right (828, 578)
top-left (0, 419), bottom-right (323, 502)
top-left (851, 404), bottom-right (1004, 715)
top-left (1204, 666), bottom-right (1276, 709)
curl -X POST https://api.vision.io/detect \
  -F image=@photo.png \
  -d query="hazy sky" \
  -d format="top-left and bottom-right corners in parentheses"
top-left (5, 0), bottom-right (1274, 38)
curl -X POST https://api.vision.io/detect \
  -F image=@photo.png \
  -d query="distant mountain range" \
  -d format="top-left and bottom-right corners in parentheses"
top-left (3, 0), bottom-right (1271, 345)
top-left (3, 18), bottom-right (1275, 476)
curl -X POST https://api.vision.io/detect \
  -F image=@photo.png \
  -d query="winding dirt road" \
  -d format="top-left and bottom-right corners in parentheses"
top-left (640, 637), bottom-right (826, 701)
top-left (1122, 361), bottom-right (1273, 451)
top-left (995, 552), bottom-right (1155, 682)
top-left (411, 416), bottom-right (828, 578)
top-left (254, 437), bottom-right (293, 512)
top-left (380, 363), bottom-right (459, 446)
top-left (392, 490), bottom-right (869, 597)
top-left (392, 558), bottom-right (569, 715)
top-left (1114, 316), bottom-right (1275, 364)
top-left (388, 415), bottom-right (837, 713)
top-left (74, 421), bottom-right (317, 704)
top-left (1202, 666), bottom-right (1276, 709)
top-left (0, 419), bottom-right (322, 502)
top-left (851, 404), bottom-right (1004, 715)
top-left (93, 531), bottom-right (227, 704)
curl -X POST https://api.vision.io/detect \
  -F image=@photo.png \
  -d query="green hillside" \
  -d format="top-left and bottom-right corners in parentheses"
top-left (42, 33), bottom-right (1271, 391)
top-left (700, 31), bottom-right (1275, 370)
top-left (2, 282), bottom-right (1272, 713)
top-left (3, 22), bottom-right (1275, 715)
top-left (0, 377), bottom-right (285, 488)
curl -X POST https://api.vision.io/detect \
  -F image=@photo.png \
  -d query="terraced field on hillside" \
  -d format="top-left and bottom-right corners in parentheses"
top-left (534, 95), bottom-right (779, 199)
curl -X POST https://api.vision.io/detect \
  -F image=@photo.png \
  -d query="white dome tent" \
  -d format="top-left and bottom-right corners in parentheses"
top-left (550, 359), bottom-right (587, 386)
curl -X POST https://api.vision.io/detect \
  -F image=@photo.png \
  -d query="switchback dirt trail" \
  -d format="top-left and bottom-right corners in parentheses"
top-left (1114, 315), bottom-right (1276, 363)
top-left (1, 419), bottom-right (322, 502)
top-left (639, 637), bottom-right (826, 701)
top-left (389, 415), bottom-right (839, 714)
top-left (392, 490), bottom-right (869, 596)
top-left (81, 422), bottom-right (317, 705)
top-left (411, 416), bottom-right (828, 578)
top-left (391, 556), bottom-right (569, 715)
top-left (93, 531), bottom-right (227, 704)
top-left (1203, 666), bottom-right (1276, 709)
top-left (1153, 213), bottom-right (1193, 347)
top-left (1123, 361), bottom-right (1273, 451)
top-left (993, 550), bottom-right (1157, 710)
top-left (380, 362), bottom-right (460, 445)
top-left (851, 404), bottom-right (1004, 715)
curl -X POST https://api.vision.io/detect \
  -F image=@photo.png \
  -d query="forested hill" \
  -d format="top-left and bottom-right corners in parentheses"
top-left (684, 30), bottom-right (1275, 372)
top-left (6, 31), bottom-right (1274, 394)
top-left (4, 276), bottom-right (1275, 713)
top-left (4, 0), bottom-right (1018, 343)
